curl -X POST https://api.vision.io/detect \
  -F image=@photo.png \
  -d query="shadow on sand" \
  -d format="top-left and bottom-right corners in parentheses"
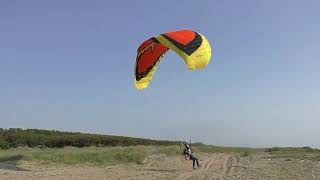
top-left (0, 155), bottom-right (30, 171)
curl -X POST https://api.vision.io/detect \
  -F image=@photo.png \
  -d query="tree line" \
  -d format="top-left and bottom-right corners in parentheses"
top-left (0, 128), bottom-right (178, 149)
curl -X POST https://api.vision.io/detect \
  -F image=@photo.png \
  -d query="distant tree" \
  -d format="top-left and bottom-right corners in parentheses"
top-left (0, 128), bottom-right (179, 149)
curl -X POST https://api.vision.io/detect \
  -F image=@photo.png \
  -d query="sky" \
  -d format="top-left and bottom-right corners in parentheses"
top-left (1, 0), bottom-right (320, 147)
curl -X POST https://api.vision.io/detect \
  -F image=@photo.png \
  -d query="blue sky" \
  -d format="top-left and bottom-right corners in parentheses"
top-left (1, 0), bottom-right (320, 147)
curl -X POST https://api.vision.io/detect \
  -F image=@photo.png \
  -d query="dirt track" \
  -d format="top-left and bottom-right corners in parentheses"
top-left (174, 154), bottom-right (239, 180)
top-left (1, 153), bottom-right (320, 179)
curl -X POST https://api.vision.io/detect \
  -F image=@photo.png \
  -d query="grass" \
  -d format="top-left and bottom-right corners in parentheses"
top-left (147, 145), bottom-right (257, 157)
top-left (0, 145), bottom-right (261, 165)
top-left (193, 145), bottom-right (257, 157)
top-left (0, 154), bottom-right (24, 162)
top-left (264, 147), bottom-right (320, 161)
top-left (8, 144), bottom-right (312, 166)
top-left (153, 145), bottom-right (182, 156)
top-left (0, 146), bottom-right (147, 165)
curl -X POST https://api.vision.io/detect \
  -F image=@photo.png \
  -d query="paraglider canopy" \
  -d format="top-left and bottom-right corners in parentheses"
top-left (134, 30), bottom-right (212, 90)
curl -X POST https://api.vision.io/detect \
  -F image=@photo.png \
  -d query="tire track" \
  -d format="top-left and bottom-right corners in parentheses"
top-left (201, 154), bottom-right (218, 171)
top-left (174, 154), bottom-right (239, 180)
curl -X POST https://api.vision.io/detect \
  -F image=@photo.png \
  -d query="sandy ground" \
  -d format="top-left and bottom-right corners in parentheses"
top-left (1, 153), bottom-right (320, 180)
